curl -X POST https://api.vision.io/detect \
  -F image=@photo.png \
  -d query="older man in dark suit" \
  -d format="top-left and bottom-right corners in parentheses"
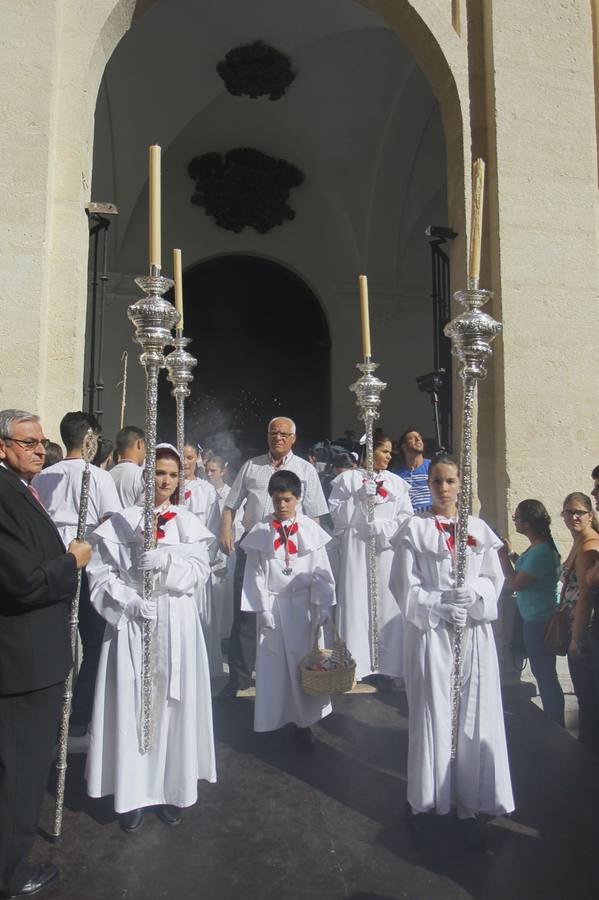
top-left (0, 410), bottom-right (91, 899)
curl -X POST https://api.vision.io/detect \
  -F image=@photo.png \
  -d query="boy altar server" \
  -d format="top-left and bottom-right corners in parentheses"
top-left (241, 470), bottom-right (335, 750)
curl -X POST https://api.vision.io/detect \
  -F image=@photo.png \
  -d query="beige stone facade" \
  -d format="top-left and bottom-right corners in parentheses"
top-left (1, 0), bottom-right (598, 551)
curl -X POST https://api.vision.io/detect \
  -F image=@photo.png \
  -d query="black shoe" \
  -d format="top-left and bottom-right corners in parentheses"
top-left (10, 864), bottom-right (59, 897)
top-left (216, 681), bottom-right (239, 701)
top-left (158, 805), bottom-right (182, 826)
top-left (458, 816), bottom-right (485, 852)
top-left (119, 808), bottom-right (144, 833)
top-left (405, 802), bottom-right (433, 843)
top-left (294, 725), bottom-right (316, 751)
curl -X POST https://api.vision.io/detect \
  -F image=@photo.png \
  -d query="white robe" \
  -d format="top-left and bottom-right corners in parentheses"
top-left (241, 515), bottom-right (336, 732)
top-left (328, 468), bottom-right (413, 680)
top-left (86, 505), bottom-right (217, 813)
top-left (183, 478), bottom-right (222, 676)
top-left (389, 513), bottom-right (515, 816)
top-left (210, 484), bottom-right (243, 640)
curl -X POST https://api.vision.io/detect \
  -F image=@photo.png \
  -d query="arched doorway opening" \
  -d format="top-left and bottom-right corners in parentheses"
top-left (157, 255), bottom-right (331, 461)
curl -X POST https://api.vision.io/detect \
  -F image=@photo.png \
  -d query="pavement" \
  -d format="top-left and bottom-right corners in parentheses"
top-left (36, 676), bottom-right (599, 900)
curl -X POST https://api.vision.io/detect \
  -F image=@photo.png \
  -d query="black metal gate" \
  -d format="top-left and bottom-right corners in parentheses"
top-left (429, 237), bottom-right (453, 451)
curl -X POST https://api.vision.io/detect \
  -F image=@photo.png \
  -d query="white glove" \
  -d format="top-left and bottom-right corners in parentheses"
top-left (441, 587), bottom-right (476, 609)
top-left (310, 605), bottom-right (329, 626)
top-left (138, 549), bottom-right (169, 573)
top-left (433, 602), bottom-right (467, 627)
top-left (258, 611), bottom-right (276, 633)
top-left (360, 480), bottom-right (378, 498)
top-left (127, 595), bottom-right (157, 621)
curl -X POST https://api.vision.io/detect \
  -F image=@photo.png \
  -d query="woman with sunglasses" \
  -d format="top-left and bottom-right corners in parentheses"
top-left (498, 500), bottom-right (564, 726)
top-left (560, 492), bottom-right (599, 753)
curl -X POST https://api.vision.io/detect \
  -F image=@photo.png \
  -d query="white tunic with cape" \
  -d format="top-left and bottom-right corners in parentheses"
top-left (328, 468), bottom-right (413, 680)
top-left (184, 478), bottom-right (222, 675)
top-left (86, 505), bottom-right (217, 813)
top-left (241, 514), bottom-right (335, 732)
top-left (389, 514), bottom-right (514, 816)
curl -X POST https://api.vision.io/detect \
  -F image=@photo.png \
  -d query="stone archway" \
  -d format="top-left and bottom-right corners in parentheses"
top-left (0, 0), bottom-right (470, 429)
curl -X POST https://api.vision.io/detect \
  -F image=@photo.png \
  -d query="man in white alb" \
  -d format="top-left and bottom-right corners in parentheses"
top-left (217, 417), bottom-right (329, 699)
top-left (32, 411), bottom-right (122, 735)
top-left (110, 426), bottom-right (145, 507)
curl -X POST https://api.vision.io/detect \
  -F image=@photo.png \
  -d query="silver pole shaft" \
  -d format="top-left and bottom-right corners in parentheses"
top-left (364, 413), bottom-right (380, 672)
top-left (444, 285), bottom-right (501, 762)
top-left (52, 432), bottom-right (96, 839)
top-left (450, 376), bottom-right (475, 759)
top-left (140, 364), bottom-right (159, 755)
top-left (176, 392), bottom-right (185, 505)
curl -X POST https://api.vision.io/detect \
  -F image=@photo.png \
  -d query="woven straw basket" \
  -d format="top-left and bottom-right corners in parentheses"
top-left (300, 618), bottom-right (356, 696)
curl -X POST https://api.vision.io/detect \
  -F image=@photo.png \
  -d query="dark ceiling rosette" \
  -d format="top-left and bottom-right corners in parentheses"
top-left (188, 147), bottom-right (304, 234)
top-left (216, 40), bottom-right (295, 101)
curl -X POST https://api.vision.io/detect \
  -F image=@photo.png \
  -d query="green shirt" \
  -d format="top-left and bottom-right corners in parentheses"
top-left (514, 542), bottom-right (560, 622)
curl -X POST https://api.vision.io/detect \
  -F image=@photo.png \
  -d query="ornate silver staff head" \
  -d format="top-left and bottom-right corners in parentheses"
top-left (128, 274), bottom-right (180, 364)
top-left (165, 334), bottom-right (197, 504)
top-left (165, 334), bottom-right (197, 401)
top-left (350, 360), bottom-right (387, 429)
top-left (81, 428), bottom-right (99, 465)
top-left (444, 288), bottom-right (502, 383)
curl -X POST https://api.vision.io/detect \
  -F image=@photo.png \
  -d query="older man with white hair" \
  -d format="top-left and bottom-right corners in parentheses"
top-left (0, 409), bottom-right (91, 898)
top-left (217, 417), bottom-right (328, 700)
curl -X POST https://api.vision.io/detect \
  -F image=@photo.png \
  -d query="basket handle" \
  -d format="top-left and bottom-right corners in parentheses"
top-left (311, 613), bottom-right (345, 652)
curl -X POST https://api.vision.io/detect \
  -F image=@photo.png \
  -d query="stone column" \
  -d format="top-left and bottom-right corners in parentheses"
top-left (478, 0), bottom-right (599, 550)
top-left (0, 0), bottom-right (135, 436)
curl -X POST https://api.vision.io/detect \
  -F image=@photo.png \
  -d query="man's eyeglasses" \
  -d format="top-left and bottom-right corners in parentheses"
top-left (268, 431), bottom-right (293, 439)
top-left (6, 438), bottom-right (50, 451)
top-left (511, 514), bottom-right (523, 522)
top-left (562, 509), bottom-right (590, 519)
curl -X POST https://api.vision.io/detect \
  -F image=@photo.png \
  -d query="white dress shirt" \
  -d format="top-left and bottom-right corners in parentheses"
top-left (32, 458), bottom-right (122, 545)
top-left (225, 451), bottom-right (328, 532)
top-left (110, 460), bottom-right (144, 508)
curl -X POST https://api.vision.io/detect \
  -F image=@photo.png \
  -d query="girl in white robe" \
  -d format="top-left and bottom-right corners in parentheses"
top-left (86, 445), bottom-right (216, 829)
top-left (389, 454), bottom-right (514, 844)
top-left (182, 442), bottom-right (222, 676)
top-left (329, 435), bottom-right (413, 682)
top-left (240, 470), bottom-right (335, 746)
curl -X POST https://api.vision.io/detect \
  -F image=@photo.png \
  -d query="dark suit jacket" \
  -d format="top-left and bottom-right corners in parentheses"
top-left (0, 465), bottom-right (77, 695)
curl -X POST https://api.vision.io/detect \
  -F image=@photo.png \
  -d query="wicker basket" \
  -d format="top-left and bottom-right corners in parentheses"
top-left (300, 618), bottom-right (356, 696)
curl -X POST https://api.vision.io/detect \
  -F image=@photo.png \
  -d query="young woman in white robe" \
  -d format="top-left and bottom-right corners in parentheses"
top-left (389, 454), bottom-right (514, 846)
top-left (86, 445), bottom-right (217, 831)
top-left (182, 442), bottom-right (222, 676)
top-left (328, 435), bottom-right (413, 683)
top-left (240, 470), bottom-right (335, 749)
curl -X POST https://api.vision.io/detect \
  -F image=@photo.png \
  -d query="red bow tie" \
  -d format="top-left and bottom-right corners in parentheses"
top-left (184, 489), bottom-right (192, 501)
top-left (156, 510), bottom-right (177, 540)
top-left (272, 519), bottom-right (298, 553)
top-left (434, 519), bottom-right (476, 551)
